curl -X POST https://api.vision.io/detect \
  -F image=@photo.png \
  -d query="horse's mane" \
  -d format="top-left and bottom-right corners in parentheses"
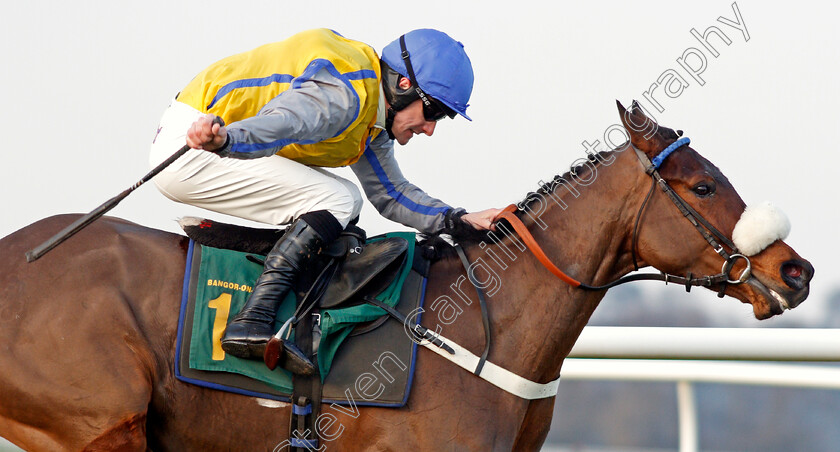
top-left (419, 148), bottom-right (619, 261)
top-left (419, 118), bottom-right (686, 261)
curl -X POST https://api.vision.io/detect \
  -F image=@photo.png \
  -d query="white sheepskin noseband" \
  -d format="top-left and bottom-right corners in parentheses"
top-left (731, 202), bottom-right (791, 256)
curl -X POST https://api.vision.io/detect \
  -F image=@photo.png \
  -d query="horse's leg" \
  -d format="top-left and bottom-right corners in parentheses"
top-left (510, 398), bottom-right (556, 451)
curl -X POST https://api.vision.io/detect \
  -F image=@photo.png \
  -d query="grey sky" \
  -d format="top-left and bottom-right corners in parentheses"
top-left (1, 1), bottom-right (837, 325)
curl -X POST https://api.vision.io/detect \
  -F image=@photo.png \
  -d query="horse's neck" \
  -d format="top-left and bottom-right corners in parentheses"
top-left (526, 149), bottom-right (643, 286)
top-left (476, 149), bottom-right (644, 383)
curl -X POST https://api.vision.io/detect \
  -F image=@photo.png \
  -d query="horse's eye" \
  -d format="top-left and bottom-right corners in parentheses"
top-left (692, 182), bottom-right (715, 197)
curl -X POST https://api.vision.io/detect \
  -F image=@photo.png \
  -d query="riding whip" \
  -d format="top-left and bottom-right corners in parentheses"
top-left (25, 144), bottom-right (190, 262)
top-left (25, 117), bottom-right (224, 262)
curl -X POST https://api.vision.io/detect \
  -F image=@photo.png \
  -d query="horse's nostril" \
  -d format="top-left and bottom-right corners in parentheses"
top-left (783, 264), bottom-right (802, 279)
top-left (780, 260), bottom-right (813, 290)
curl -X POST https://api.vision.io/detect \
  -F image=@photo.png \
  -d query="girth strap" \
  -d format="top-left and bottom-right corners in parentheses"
top-left (361, 295), bottom-right (454, 354)
top-left (454, 244), bottom-right (492, 375)
top-left (419, 330), bottom-right (561, 400)
top-left (289, 313), bottom-right (321, 450)
top-left (360, 296), bottom-right (560, 399)
top-left (289, 284), bottom-right (324, 451)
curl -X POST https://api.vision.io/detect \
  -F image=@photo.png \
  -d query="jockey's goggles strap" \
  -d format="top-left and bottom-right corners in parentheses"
top-left (399, 35), bottom-right (453, 122)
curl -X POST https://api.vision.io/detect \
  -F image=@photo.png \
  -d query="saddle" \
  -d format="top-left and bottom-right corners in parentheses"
top-left (179, 217), bottom-right (408, 311)
top-left (180, 217), bottom-right (417, 452)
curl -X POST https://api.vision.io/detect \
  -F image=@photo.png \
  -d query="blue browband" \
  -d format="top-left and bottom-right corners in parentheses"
top-left (651, 137), bottom-right (691, 169)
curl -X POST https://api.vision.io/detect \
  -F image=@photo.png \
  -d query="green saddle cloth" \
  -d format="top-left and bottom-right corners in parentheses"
top-left (188, 232), bottom-right (416, 393)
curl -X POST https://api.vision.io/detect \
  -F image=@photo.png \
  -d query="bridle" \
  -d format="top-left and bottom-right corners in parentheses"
top-left (420, 136), bottom-right (755, 399)
top-left (418, 137), bottom-right (756, 399)
top-left (494, 137), bottom-right (752, 296)
top-left (629, 137), bottom-right (752, 295)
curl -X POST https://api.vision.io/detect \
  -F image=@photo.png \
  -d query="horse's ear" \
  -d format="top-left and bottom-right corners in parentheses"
top-left (616, 100), bottom-right (665, 155)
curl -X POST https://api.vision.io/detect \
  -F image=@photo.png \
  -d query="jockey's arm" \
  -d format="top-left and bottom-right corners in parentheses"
top-left (350, 134), bottom-right (467, 234)
top-left (207, 68), bottom-right (357, 158)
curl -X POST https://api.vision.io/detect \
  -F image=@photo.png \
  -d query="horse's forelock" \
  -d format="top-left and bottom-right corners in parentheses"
top-left (657, 125), bottom-right (681, 141)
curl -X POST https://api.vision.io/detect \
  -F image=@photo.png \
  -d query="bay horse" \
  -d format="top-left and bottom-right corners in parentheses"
top-left (0, 102), bottom-right (812, 451)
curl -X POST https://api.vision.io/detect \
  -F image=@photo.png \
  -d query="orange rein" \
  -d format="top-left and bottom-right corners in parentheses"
top-left (493, 205), bottom-right (582, 288)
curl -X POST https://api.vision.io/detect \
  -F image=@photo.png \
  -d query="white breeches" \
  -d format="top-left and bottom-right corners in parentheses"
top-left (149, 100), bottom-right (363, 227)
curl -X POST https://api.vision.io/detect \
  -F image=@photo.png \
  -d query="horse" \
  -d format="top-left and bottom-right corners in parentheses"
top-left (0, 102), bottom-right (813, 451)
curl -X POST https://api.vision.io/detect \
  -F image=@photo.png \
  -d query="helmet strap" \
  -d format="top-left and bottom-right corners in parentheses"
top-left (385, 107), bottom-right (397, 140)
top-left (399, 35), bottom-right (433, 110)
top-left (380, 34), bottom-right (434, 140)
top-left (380, 60), bottom-right (418, 112)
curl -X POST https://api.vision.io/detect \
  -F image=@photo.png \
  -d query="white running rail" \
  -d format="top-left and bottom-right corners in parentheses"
top-left (560, 327), bottom-right (840, 452)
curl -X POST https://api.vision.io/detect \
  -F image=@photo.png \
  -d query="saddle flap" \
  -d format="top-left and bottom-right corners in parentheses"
top-left (319, 237), bottom-right (408, 308)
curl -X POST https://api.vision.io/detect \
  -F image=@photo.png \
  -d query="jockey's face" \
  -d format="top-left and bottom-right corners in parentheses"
top-left (390, 98), bottom-right (437, 145)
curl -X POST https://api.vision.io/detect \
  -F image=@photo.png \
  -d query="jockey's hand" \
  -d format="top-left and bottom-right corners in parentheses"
top-left (462, 208), bottom-right (503, 231)
top-left (186, 114), bottom-right (227, 152)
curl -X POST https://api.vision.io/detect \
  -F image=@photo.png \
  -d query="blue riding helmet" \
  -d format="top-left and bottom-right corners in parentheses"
top-left (381, 29), bottom-right (474, 121)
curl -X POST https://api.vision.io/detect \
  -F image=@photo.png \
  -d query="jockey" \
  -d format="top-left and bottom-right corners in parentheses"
top-left (149, 28), bottom-right (500, 371)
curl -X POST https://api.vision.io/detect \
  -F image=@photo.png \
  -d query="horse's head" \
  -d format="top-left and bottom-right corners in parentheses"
top-left (618, 101), bottom-right (813, 319)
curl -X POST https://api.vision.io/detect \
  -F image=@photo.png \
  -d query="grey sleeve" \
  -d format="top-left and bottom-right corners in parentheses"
top-left (215, 68), bottom-right (357, 159)
top-left (349, 132), bottom-right (463, 234)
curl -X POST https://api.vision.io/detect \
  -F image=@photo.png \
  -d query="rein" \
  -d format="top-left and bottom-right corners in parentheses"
top-left (417, 137), bottom-right (755, 401)
top-left (493, 137), bottom-right (752, 295)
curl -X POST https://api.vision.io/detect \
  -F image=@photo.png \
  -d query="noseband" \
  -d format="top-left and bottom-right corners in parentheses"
top-left (494, 137), bottom-right (751, 296)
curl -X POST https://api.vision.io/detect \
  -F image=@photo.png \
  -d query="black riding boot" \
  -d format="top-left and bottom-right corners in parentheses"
top-left (221, 212), bottom-right (341, 366)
